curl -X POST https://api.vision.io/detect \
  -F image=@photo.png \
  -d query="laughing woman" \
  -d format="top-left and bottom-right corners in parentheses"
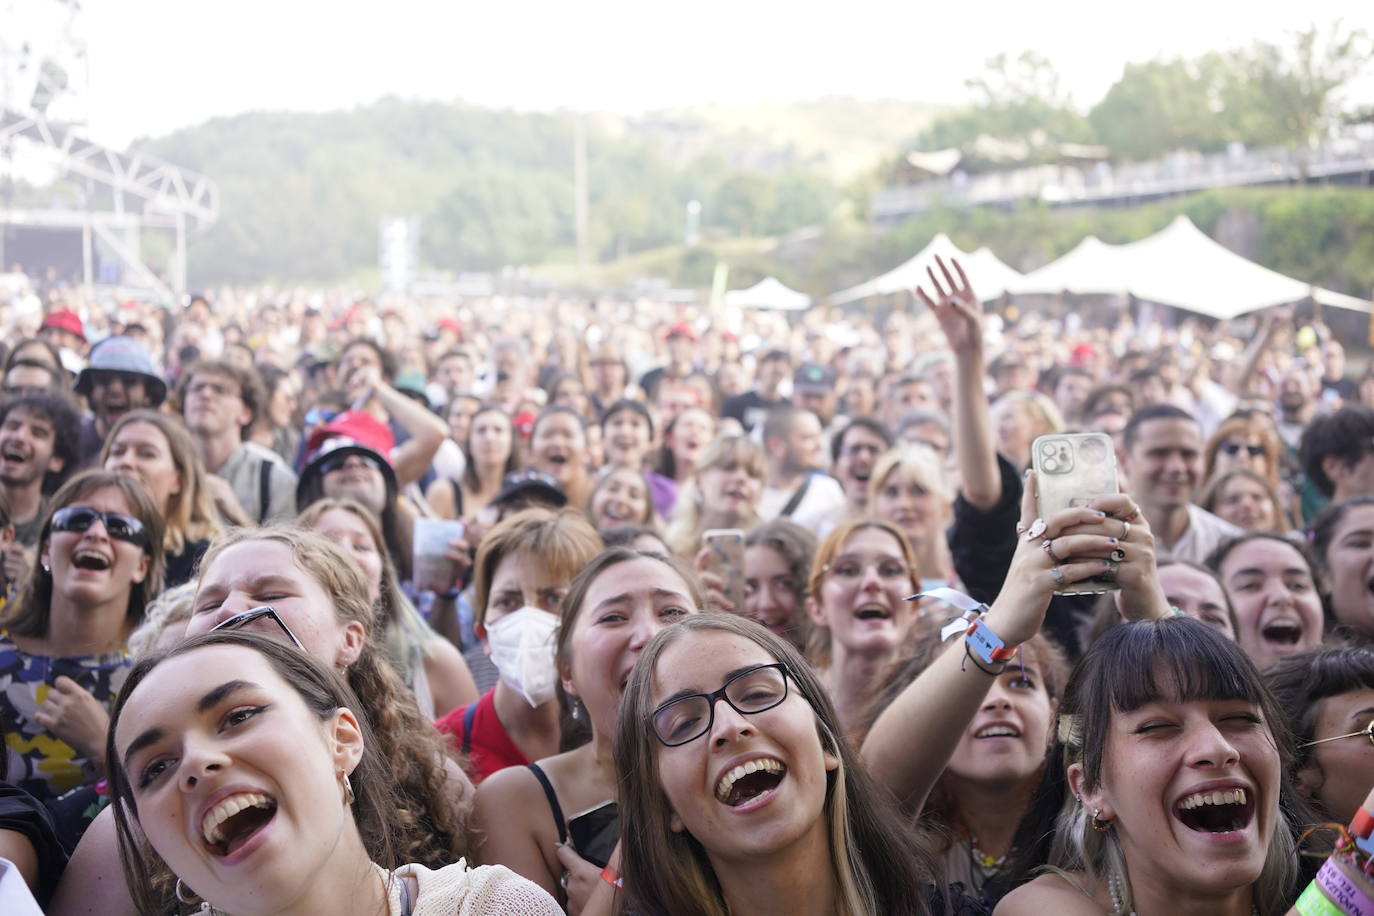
top-left (0, 471), bottom-right (163, 834)
top-left (615, 613), bottom-right (945, 916)
top-left (107, 630), bottom-right (561, 916)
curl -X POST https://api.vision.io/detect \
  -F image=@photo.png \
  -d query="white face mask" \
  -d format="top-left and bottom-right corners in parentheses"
top-left (485, 606), bottom-right (561, 708)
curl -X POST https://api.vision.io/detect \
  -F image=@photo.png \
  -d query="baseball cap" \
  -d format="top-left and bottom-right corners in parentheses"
top-left (42, 308), bottom-right (86, 343)
top-left (793, 363), bottom-right (836, 395)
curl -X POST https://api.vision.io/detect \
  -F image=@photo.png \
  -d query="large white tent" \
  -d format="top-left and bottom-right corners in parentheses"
top-left (723, 276), bottom-right (812, 311)
top-left (830, 233), bottom-right (1024, 304)
top-left (1013, 216), bottom-right (1372, 318)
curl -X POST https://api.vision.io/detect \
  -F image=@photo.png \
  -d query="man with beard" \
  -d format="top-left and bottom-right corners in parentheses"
top-left (1120, 404), bottom-right (1240, 563)
top-left (0, 393), bottom-right (80, 590)
top-left (1275, 366), bottom-right (1317, 451)
top-left (72, 337), bottom-right (167, 467)
top-left (814, 417), bottom-right (893, 536)
top-left (757, 405), bottom-right (845, 532)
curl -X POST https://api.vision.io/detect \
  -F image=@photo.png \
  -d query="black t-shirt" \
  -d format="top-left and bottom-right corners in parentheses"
top-left (722, 391), bottom-right (789, 432)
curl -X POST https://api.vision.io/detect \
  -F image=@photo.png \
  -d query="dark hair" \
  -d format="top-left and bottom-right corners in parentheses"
top-left (614, 614), bottom-right (935, 916)
top-left (1081, 383), bottom-right (1134, 420)
top-left (1205, 531), bottom-right (1321, 583)
top-left (340, 337), bottom-right (398, 382)
top-left (1299, 406), bottom-right (1374, 498)
top-left (599, 398), bottom-right (655, 439)
top-left (0, 392), bottom-right (81, 494)
top-left (532, 404), bottom-right (587, 440)
top-left (743, 518), bottom-right (817, 650)
top-left (587, 464), bottom-right (658, 528)
top-left (256, 365), bottom-right (296, 425)
top-left (1265, 645), bottom-right (1374, 787)
top-left (105, 630), bottom-right (401, 913)
top-left (1, 470), bottom-right (165, 638)
top-left (461, 405), bottom-right (518, 494)
top-left (761, 404), bottom-right (806, 447)
top-left (4, 357), bottom-right (62, 389)
top-left (1004, 619), bottom-right (1308, 914)
top-left (1308, 496), bottom-right (1374, 571)
top-left (177, 359), bottom-right (265, 432)
top-left (600, 525), bottom-right (669, 552)
top-left (831, 416), bottom-right (893, 464)
top-left (1122, 403), bottom-right (1197, 452)
top-left (3, 337), bottom-right (63, 375)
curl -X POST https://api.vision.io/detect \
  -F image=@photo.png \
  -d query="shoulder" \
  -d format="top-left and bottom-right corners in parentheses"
top-left (473, 764), bottom-right (542, 811)
top-left (994, 872), bottom-right (1104, 915)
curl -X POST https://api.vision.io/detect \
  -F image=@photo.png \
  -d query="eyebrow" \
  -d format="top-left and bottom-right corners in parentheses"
top-left (1229, 567), bottom-right (1310, 579)
top-left (656, 663), bottom-right (770, 707)
top-left (1353, 707), bottom-right (1374, 721)
top-left (592, 588), bottom-right (689, 612)
top-left (121, 680), bottom-right (259, 772)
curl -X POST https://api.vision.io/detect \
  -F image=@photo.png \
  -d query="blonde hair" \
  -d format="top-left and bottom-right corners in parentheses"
top-left (866, 444), bottom-right (953, 512)
top-left (664, 434), bottom-right (767, 556)
top-left (804, 519), bottom-right (919, 668)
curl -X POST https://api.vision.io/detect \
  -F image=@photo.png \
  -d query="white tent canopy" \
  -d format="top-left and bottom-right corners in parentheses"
top-left (1013, 216), bottom-right (1372, 318)
top-left (830, 233), bottom-right (1024, 304)
top-left (724, 276), bottom-right (811, 311)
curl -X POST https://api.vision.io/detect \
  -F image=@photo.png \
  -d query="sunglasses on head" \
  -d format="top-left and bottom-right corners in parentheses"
top-left (51, 506), bottom-right (148, 549)
top-left (1219, 442), bottom-right (1265, 457)
top-left (209, 606), bottom-right (305, 651)
top-left (319, 452), bottom-right (381, 475)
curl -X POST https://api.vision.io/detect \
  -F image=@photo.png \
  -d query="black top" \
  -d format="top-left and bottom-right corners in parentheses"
top-left (0, 780), bottom-right (67, 907)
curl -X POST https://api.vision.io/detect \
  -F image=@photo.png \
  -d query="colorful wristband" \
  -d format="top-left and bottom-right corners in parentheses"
top-left (1316, 858), bottom-right (1374, 916)
top-left (1352, 807), bottom-right (1374, 841)
top-left (1297, 881), bottom-right (1347, 916)
top-left (965, 617), bottom-right (1018, 664)
top-left (600, 865), bottom-right (623, 889)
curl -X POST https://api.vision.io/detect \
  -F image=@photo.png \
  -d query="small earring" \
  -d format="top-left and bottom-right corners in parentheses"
top-left (1090, 807), bottom-right (1113, 832)
top-left (339, 770), bottom-right (355, 806)
top-left (41, 562), bottom-right (50, 574)
top-left (175, 878), bottom-right (198, 904)
top-left (569, 700), bottom-right (581, 722)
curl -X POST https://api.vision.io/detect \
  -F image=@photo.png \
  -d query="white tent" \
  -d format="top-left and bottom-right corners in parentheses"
top-left (724, 276), bottom-right (812, 311)
top-left (831, 233), bottom-right (1023, 304)
top-left (1013, 216), bottom-right (1372, 318)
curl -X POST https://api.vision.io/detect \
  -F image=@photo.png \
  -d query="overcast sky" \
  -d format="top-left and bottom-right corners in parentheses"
top-left (10, 0), bottom-right (1374, 148)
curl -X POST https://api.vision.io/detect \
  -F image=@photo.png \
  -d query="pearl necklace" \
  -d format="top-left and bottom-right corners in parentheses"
top-left (1107, 871), bottom-right (1258, 916)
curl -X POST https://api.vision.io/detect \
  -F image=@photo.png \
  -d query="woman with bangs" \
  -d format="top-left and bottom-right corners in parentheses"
top-left (1198, 468), bottom-right (1290, 535)
top-left (100, 409), bottom-right (224, 588)
top-left (614, 613), bottom-right (966, 916)
top-left (664, 434), bottom-right (767, 557)
top-left (996, 618), bottom-right (1314, 915)
top-left (867, 444), bottom-right (958, 589)
top-left (474, 547), bottom-right (704, 909)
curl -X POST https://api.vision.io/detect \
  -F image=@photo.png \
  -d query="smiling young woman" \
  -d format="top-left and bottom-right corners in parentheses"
top-left (1206, 533), bottom-right (1325, 674)
top-left (106, 630), bottom-right (560, 916)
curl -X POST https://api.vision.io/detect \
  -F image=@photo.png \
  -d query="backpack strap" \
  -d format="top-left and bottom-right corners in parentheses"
top-left (461, 701), bottom-right (477, 756)
top-left (257, 457), bottom-right (273, 525)
top-left (779, 472), bottom-right (814, 518)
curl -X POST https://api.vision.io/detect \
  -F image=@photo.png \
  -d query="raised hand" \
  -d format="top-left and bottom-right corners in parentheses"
top-left (915, 254), bottom-right (983, 356)
top-left (34, 676), bottom-right (111, 772)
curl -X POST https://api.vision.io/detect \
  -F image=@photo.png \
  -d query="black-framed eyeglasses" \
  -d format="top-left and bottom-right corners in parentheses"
top-left (51, 506), bottom-right (149, 550)
top-left (647, 663), bottom-right (791, 747)
top-left (1299, 720), bottom-right (1373, 750)
top-left (1218, 441), bottom-right (1265, 457)
top-left (210, 606), bottom-right (305, 651)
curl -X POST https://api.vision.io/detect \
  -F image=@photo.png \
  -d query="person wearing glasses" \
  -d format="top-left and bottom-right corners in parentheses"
top-left (1266, 645), bottom-right (1374, 828)
top-left (614, 613), bottom-right (944, 916)
top-left (50, 527), bottom-right (473, 916)
top-left (474, 547), bottom-right (702, 910)
top-left (0, 471), bottom-right (163, 838)
top-left (104, 630), bottom-right (561, 916)
top-left (71, 336), bottom-right (167, 469)
top-left (803, 519), bottom-right (922, 734)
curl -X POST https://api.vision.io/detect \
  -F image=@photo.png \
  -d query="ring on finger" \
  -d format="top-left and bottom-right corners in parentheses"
top-left (1026, 518), bottom-right (1047, 540)
top-left (1110, 547), bottom-right (1126, 562)
top-left (1050, 566), bottom-right (1066, 586)
top-left (1042, 538), bottom-right (1060, 562)
top-left (560, 872), bottom-right (570, 890)
top-left (1120, 520), bottom-right (1131, 541)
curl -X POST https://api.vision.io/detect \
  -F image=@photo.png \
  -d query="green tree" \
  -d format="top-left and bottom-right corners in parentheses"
top-left (1089, 57), bottom-right (1232, 159)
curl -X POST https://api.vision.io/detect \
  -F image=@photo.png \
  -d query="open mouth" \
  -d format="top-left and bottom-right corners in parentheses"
top-left (546, 453), bottom-right (568, 466)
top-left (202, 792), bottom-right (278, 857)
top-left (974, 724), bottom-right (1021, 740)
top-left (715, 758), bottom-right (786, 807)
top-left (1174, 787), bottom-right (1253, 835)
top-left (1260, 620), bottom-right (1303, 646)
top-left (0, 445), bottom-right (27, 463)
top-left (602, 504), bottom-right (630, 522)
top-left (72, 550), bottom-right (112, 571)
top-left (855, 604), bottom-right (891, 621)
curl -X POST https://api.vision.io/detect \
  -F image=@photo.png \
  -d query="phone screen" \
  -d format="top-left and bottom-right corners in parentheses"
top-left (567, 801), bottom-right (618, 869)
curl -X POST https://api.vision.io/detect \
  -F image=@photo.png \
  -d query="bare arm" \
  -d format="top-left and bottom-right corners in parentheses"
top-left (0, 829), bottom-right (38, 899)
top-left (474, 767), bottom-right (562, 900)
top-left (1229, 306), bottom-right (1289, 396)
top-left (918, 256), bottom-right (1001, 510)
top-left (48, 806), bottom-right (138, 916)
top-left (372, 381), bottom-right (448, 487)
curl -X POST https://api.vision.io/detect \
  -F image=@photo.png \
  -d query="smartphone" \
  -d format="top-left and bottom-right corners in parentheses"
top-left (1031, 432), bottom-right (1120, 595)
top-left (702, 528), bottom-right (746, 614)
top-left (567, 801), bottom-right (618, 869)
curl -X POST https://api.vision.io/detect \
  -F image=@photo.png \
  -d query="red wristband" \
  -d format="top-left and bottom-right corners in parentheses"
top-left (1351, 807), bottom-right (1374, 841)
top-left (600, 865), bottom-right (623, 889)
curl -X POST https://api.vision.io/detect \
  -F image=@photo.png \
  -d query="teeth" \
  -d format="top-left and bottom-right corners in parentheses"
top-left (976, 726), bottom-right (1020, 738)
top-left (201, 792), bottom-right (274, 846)
top-left (714, 758), bottom-right (784, 801)
top-left (1178, 788), bottom-right (1246, 811)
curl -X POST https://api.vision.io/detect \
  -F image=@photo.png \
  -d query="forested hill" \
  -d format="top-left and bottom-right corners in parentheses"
top-left (139, 97), bottom-right (937, 285)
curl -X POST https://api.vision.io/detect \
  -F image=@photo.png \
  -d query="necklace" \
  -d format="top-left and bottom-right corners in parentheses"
top-left (966, 831), bottom-right (1005, 873)
top-left (1107, 871), bottom-right (1259, 916)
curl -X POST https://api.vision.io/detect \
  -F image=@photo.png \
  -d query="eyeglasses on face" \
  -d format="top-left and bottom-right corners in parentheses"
top-left (1219, 441), bottom-right (1266, 457)
top-left (51, 506), bottom-right (148, 549)
top-left (648, 662), bottom-right (792, 747)
top-left (1299, 720), bottom-right (1373, 750)
top-left (209, 606), bottom-right (305, 651)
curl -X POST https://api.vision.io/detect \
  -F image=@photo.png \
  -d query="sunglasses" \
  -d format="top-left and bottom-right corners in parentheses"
top-left (209, 606), bottom-right (305, 651)
top-left (1299, 720), bottom-right (1374, 750)
top-left (305, 408), bottom-right (338, 427)
top-left (319, 452), bottom-right (381, 475)
top-left (1218, 442), bottom-right (1266, 457)
top-left (51, 506), bottom-right (148, 549)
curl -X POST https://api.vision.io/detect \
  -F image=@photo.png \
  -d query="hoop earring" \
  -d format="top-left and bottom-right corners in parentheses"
top-left (1090, 807), bottom-right (1113, 832)
top-left (175, 878), bottom-right (198, 904)
top-left (339, 770), bottom-right (355, 806)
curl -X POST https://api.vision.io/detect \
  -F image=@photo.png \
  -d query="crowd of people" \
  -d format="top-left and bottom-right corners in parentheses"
top-left (0, 258), bottom-right (1370, 915)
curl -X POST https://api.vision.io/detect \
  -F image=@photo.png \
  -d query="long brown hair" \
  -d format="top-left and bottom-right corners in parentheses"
top-left (106, 630), bottom-right (403, 913)
top-left (614, 614), bottom-right (935, 916)
top-left (99, 409), bottom-right (223, 556)
top-left (2, 470), bottom-right (165, 638)
top-left (196, 527), bottom-right (467, 866)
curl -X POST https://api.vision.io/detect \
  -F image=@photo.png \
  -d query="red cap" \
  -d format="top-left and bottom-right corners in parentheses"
top-left (304, 410), bottom-right (395, 464)
top-left (513, 410), bottom-right (537, 438)
top-left (437, 317), bottom-right (462, 335)
top-left (665, 321), bottom-right (696, 342)
top-left (41, 308), bottom-right (86, 342)
top-left (1069, 343), bottom-right (1097, 366)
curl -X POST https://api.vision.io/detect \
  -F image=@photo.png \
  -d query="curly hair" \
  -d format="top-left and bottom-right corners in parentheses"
top-left (196, 527), bottom-right (469, 867)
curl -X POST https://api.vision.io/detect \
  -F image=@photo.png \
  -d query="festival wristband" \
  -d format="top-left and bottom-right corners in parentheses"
top-left (1316, 858), bottom-right (1374, 916)
top-left (1297, 881), bottom-right (1347, 916)
top-left (600, 865), bottom-right (623, 889)
top-left (965, 617), bottom-right (1018, 664)
top-left (913, 587), bottom-right (991, 643)
top-left (1352, 808), bottom-right (1373, 841)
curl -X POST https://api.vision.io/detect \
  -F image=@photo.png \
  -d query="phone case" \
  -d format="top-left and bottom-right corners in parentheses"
top-left (1031, 432), bottom-right (1119, 595)
top-left (702, 528), bottom-right (746, 613)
